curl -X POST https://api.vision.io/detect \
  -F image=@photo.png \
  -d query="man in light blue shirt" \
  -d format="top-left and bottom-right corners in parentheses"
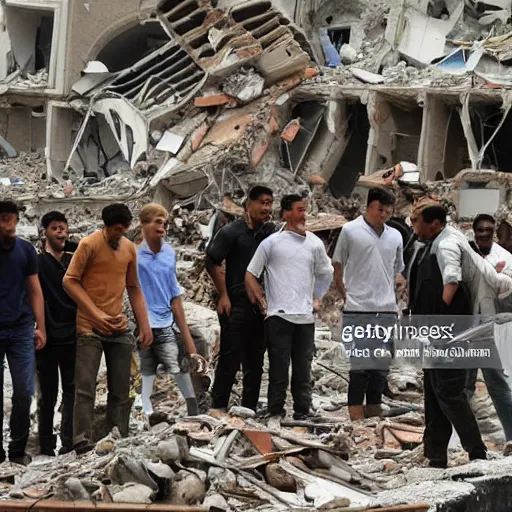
top-left (137, 203), bottom-right (206, 419)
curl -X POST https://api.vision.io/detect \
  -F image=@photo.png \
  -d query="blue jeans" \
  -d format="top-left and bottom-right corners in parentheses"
top-left (467, 368), bottom-right (512, 441)
top-left (0, 323), bottom-right (35, 457)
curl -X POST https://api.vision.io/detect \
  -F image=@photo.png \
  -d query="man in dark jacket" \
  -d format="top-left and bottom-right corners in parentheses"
top-left (408, 203), bottom-right (486, 468)
top-left (37, 211), bottom-right (77, 455)
top-left (206, 185), bottom-right (275, 414)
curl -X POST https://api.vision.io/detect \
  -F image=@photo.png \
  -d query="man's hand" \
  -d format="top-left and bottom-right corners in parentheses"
top-left (217, 294), bottom-right (231, 316)
top-left (257, 296), bottom-right (267, 316)
top-left (92, 312), bottom-right (126, 336)
top-left (190, 353), bottom-right (207, 375)
top-left (138, 326), bottom-right (153, 349)
top-left (497, 261), bottom-right (506, 273)
top-left (396, 274), bottom-right (407, 294)
top-left (313, 299), bottom-right (321, 312)
top-left (34, 329), bottom-right (46, 350)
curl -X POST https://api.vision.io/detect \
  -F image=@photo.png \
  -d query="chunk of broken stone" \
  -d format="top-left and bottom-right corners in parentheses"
top-left (170, 470), bottom-right (206, 505)
top-left (145, 462), bottom-right (174, 501)
top-left (157, 436), bottom-right (189, 464)
top-left (208, 467), bottom-right (237, 492)
top-left (112, 483), bottom-right (156, 504)
top-left (65, 478), bottom-right (91, 501)
top-left (108, 455), bottom-right (158, 490)
top-left (265, 463), bottom-right (297, 492)
top-left (228, 406), bottom-right (256, 418)
top-left (204, 493), bottom-right (229, 510)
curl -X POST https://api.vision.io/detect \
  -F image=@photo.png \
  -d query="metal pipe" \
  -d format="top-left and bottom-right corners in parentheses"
top-left (0, 500), bottom-right (210, 512)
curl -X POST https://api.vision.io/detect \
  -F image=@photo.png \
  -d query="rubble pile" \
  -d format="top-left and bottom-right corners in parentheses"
top-left (2, 322), bottom-right (508, 510)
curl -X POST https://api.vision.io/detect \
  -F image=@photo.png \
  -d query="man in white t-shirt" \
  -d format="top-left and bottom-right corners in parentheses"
top-left (245, 195), bottom-right (333, 420)
top-left (332, 187), bottom-right (405, 421)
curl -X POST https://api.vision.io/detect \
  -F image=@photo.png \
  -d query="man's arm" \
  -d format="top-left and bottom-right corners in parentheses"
top-left (63, 241), bottom-right (120, 334)
top-left (245, 242), bottom-right (268, 314)
top-left (333, 262), bottom-right (346, 302)
top-left (126, 250), bottom-right (152, 348)
top-left (313, 243), bottom-right (334, 299)
top-left (27, 274), bottom-right (46, 349)
top-left (205, 225), bottom-right (234, 315)
top-left (395, 239), bottom-right (407, 295)
top-left (436, 240), bottom-right (462, 306)
top-left (332, 227), bottom-right (349, 299)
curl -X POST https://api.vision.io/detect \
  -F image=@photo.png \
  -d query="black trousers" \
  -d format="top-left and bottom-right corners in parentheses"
top-left (266, 316), bottom-right (315, 415)
top-left (36, 342), bottom-right (76, 452)
top-left (423, 369), bottom-right (486, 466)
top-left (211, 304), bottom-right (265, 411)
top-left (348, 370), bottom-right (388, 405)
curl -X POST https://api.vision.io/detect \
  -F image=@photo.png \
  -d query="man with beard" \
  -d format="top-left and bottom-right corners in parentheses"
top-left (37, 211), bottom-right (77, 456)
top-left (0, 200), bottom-right (46, 465)
top-left (468, 213), bottom-right (512, 444)
top-left (63, 203), bottom-right (152, 454)
top-left (245, 195), bottom-right (333, 421)
top-left (408, 203), bottom-right (487, 468)
top-left (136, 203), bottom-right (206, 421)
top-left (206, 185), bottom-right (274, 414)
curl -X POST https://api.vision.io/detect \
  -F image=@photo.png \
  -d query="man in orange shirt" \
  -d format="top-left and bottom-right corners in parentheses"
top-left (63, 204), bottom-right (152, 454)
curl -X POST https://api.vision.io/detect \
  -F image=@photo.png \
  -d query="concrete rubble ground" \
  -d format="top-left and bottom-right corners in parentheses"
top-left (3, 0), bottom-right (512, 509)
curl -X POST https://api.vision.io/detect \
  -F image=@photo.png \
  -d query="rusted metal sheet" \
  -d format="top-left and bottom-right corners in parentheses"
top-left (0, 501), bottom-right (210, 512)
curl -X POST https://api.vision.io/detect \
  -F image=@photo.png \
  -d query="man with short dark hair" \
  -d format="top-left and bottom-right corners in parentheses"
top-left (63, 203), bottom-right (152, 454)
top-left (333, 187), bottom-right (405, 420)
top-left (468, 213), bottom-right (512, 443)
top-left (206, 185), bottom-right (275, 414)
top-left (408, 203), bottom-right (487, 468)
top-left (37, 211), bottom-right (77, 456)
top-left (245, 195), bottom-right (333, 420)
top-left (0, 200), bottom-right (46, 465)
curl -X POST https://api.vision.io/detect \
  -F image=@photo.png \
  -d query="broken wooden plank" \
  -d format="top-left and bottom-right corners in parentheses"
top-left (0, 501), bottom-right (209, 512)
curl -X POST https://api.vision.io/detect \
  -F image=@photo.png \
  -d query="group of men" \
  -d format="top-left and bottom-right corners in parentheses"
top-left (0, 200), bottom-right (205, 464)
top-left (208, 185), bottom-right (512, 469)
top-left (1, 181), bottom-right (511, 470)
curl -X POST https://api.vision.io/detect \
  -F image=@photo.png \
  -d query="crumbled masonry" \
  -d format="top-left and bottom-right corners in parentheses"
top-left (3, 0), bottom-right (512, 509)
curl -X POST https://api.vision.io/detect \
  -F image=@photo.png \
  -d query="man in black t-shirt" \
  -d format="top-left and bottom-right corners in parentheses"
top-left (206, 186), bottom-right (275, 413)
top-left (37, 211), bottom-right (77, 456)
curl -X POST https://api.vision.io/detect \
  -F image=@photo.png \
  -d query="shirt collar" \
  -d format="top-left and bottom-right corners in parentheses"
top-left (140, 239), bottom-right (169, 256)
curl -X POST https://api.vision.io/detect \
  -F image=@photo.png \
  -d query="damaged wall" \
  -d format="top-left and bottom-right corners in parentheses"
top-left (0, 106), bottom-right (46, 152)
top-left (63, 0), bottom-right (160, 94)
top-left (2, 0), bottom-right (70, 93)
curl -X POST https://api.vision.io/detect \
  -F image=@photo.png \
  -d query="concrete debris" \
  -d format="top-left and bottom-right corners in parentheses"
top-left (5, 0), bottom-right (512, 510)
top-left (221, 68), bottom-right (266, 103)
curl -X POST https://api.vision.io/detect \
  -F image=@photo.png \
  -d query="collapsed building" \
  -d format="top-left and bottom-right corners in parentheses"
top-left (4, 0), bottom-right (512, 510)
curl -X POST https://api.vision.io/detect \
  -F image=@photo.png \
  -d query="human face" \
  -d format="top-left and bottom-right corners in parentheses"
top-left (45, 221), bottom-right (68, 253)
top-left (104, 223), bottom-right (129, 249)
top-left (474, 220), bottom-right (495, 252)
top-left (0, 212), bottom-right (17, 239)
top-left (411, 212), bottom-right (437, 240)
top-left (246, 194), bottom-right (273, 224)
top-left (366, 200), bottom-right (393, 228)
top-left (142, 215), bottom-right (168, 244)
top-left (283, 200), bottom-right (307, 235)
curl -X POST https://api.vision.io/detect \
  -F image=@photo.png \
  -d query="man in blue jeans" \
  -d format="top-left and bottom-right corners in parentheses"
top-left (468, 213), bottom-right (512, 443)
top-left (0, 200), bottom-right (46, 465)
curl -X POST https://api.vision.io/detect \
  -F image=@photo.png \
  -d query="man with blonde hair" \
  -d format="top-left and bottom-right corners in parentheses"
top-left (137, 203), bottom-right (206, 419)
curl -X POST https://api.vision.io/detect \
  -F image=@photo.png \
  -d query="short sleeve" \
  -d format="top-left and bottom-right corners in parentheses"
top-left (25, 243), bottom-right (38, 276)
top-left (206, 224), bottom-right (235, 265)
top-left (65, 239), bottom-right (91, 281)
top-left (247, 240), bottom-right (269, 278)
top-left (126, 243), bottom-right (141, 288)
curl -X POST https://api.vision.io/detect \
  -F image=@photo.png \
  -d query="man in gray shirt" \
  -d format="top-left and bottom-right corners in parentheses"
top-left (333, 187), bottom-right (405, 421)
top-left (245, 194), bottom-right (333, 420)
